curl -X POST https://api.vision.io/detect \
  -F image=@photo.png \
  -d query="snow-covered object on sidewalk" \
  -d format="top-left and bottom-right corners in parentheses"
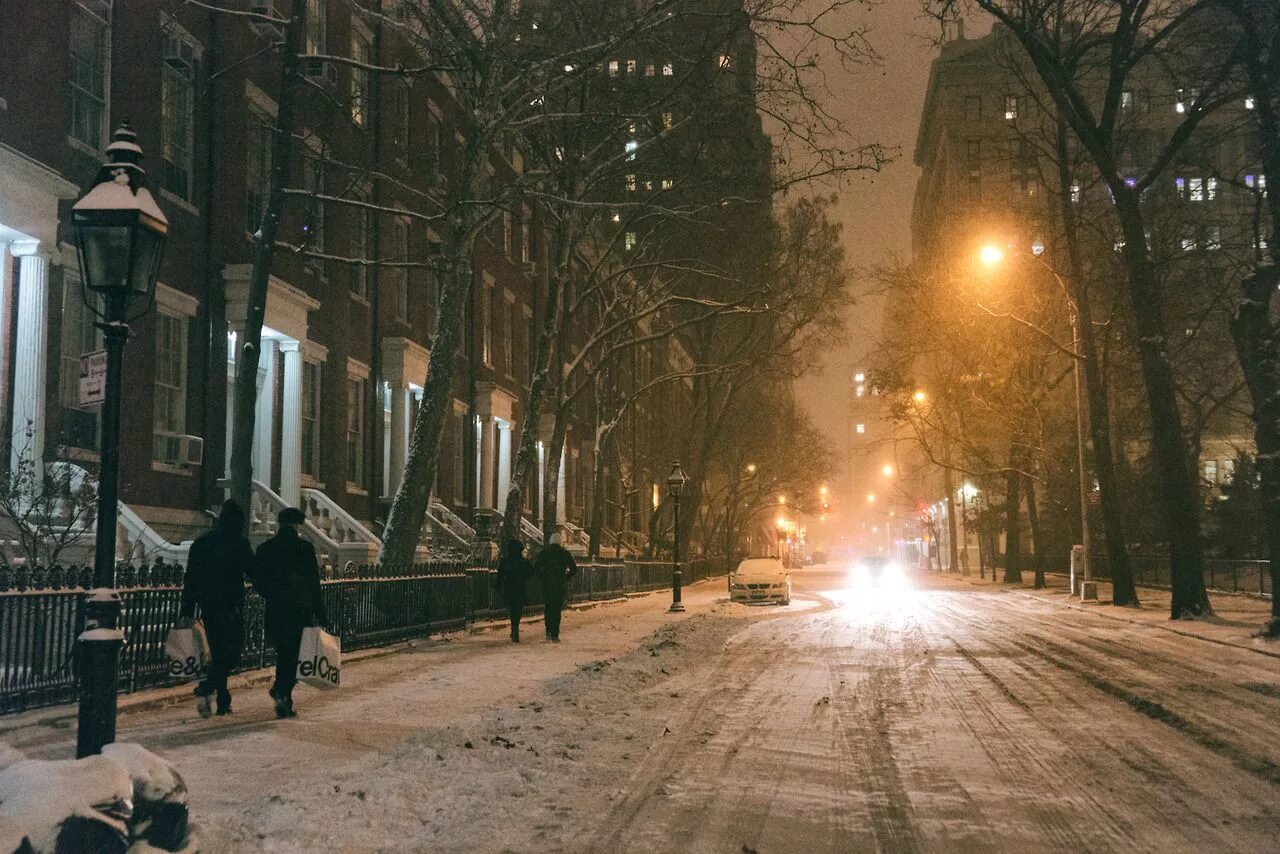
top-left (0, 742), bottom-right (194, 854)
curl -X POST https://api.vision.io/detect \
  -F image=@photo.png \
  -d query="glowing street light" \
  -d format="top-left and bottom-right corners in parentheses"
top-left (777, 494), bottom-right (787, 505)
top-left (881, 464), bottom-right (895, 478)
top-left (866, 493), bottom-right (876, 504)
top-left (745, 463), bottom-right (757, 475)
top-left (978, 243), bottom-right (1006, 267)
top-left (913, 389), bottom-right (927, 404)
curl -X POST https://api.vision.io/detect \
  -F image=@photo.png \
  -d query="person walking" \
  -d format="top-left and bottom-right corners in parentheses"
top-left (254, 507), bottom-right (327, 718)
top-left (496, 539), bottom-right (534, 642)
top-left (535, 533), bottom-right (577, 642)
top-left (179, 500), bottom-right (256, 717)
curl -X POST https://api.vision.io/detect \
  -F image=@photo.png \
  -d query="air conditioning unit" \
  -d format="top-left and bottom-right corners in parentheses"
top-left (179, 435), bottom-right (205, 467)
top-left (248, 2), bottom-right (285, 38)
top-left (303, 58), bottom-right (337, 88)
top-left (162, 33), bottom-right (195, 72)
top-left (522, 261), bottom-right (538, 277)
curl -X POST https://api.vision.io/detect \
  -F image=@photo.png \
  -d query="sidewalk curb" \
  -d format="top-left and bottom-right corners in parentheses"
top-left (949, 572), bottom-right (1280, 661)
top-left (0, 575), bottom-right (727, 736)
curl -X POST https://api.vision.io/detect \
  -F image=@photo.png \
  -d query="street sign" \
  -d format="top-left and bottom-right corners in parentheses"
top-left (78, 350), bottom-right (107, 406)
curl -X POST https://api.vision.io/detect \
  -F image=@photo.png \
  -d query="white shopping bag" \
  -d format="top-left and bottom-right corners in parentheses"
top-left (297, 627), bottom-right (341, 690)
top-left (164, 622), bottom-right (208, 681)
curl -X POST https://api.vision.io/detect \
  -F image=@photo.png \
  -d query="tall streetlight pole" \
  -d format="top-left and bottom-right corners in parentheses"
top-left (666, 461), bottom-right (689, 613)
top-left (979, 245), bottom-right (1095, 599)
top-left (71, 123), bottom-right (169, 757)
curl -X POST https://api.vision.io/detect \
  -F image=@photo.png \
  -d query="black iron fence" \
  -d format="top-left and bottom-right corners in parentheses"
top-left (1088, 554), bottom-right (1272, 598)
top-left (0, 556), bottom-right (727, 716)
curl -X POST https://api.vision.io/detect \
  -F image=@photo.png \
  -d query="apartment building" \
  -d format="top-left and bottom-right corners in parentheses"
top-left (0, 0), bottom-right (700, 565)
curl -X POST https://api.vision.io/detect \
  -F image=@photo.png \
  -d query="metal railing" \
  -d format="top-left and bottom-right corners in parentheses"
top-left (1088, 554), bottom-right (1272, 598)
top-left (0, 555), bottom-right (728, 715)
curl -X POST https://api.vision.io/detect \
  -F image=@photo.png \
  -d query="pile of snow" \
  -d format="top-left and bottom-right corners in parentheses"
top-left (0, 742), bottom-right (194, 854)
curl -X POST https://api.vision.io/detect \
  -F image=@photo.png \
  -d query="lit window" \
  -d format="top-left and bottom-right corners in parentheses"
top-left (662, 111), bottom-right (674, 129)
top-left (1245, 174), bottom-right (1268, 197)
top-left (1205, 226), bottom-right (1221, 250)
top-left (645, 63), bottom-right (655, 77)
top-left (610, 210), bottom-right (620, 223)
top-left (661, 178), bottom-right (673, 189)
top-left (856, 385), bottom-right (865, 398)
top-left (1004, 94), bottom-right (1018, 120)
top-left (1181, 236), bottom-right (1196, 252)
top-left (1175, 176), bottom-right (1186, 197)
top-left (662, 63), bottom-right (673, 76)
top-left (625, 173), bottom-right (636, 192)
top-left (1204, 460), bottom-right (1218, 484)
top-left (563, 64), bottom-right (574, 73)
top-left (1188, 177), bottom-right (1216, 202)
top-left (1121, 90), bottom-right (1134, 110)
top-left (717, 54), bottom-right (731, 69)
top-left (626, 59), bottom-right (636, 74)
top-left (1245, 96), bottom-right (1255, 110)
top-left (854, 372), bottom-right (865, 382)
top-left (608, 60), bottom-right (618, 77)
top-left (856, 424), bottom-right (866, 434)
top-left (625, 140), bottom-right (638, 160)
top-left (624, 231), bottom-right (636, 251)
top-left (1070, 182), bottom-right (1080, 204)
top-left (643, 178), bottom-right (653, 191)
top-left (1175, 89), bottom-right (1186, 113)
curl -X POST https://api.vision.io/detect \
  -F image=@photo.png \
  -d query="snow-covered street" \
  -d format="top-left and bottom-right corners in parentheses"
top-left (5, 568), bottom-right (1280, 852)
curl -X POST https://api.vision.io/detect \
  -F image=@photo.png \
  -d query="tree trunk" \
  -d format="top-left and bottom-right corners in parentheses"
top-left (1230, 266), bottom-right (1280, 633)
top-left (1025, 472), bottom-right (1045, 589)
top-left (542, 412), bottom-right (567, 541)
top-left (1114, 197), bottom-right (1210, 618)
top-left (1003, 452), bottom-right (1022, 584)
top-left (229, 0), bottom-right (305, 516)
top-left (586, 425), bottom-right (610, 559)
top-left (1052, 116), bottom-right (1137, 605)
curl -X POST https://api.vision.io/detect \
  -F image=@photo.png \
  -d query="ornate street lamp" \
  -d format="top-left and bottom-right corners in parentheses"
top-left (72, 122), bottom-right (168, 758)
top-left (666, 461), bottom-right (689, 613)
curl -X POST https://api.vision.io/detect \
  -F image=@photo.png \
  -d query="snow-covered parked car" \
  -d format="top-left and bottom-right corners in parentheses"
top-left (729, 558), bottom-right (791, 606)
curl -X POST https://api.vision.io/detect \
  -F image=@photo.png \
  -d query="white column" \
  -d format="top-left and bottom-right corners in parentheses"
top-left (224, 331), bottom-right (236, 479)
top-left (389, 383), bottom-right (407, 493)
top-left (478, 416), bottom-right (496, 509)
top-left (496, 421), bottom-right (512, 509)
top-left (536, 441), bottom-right (546, 525)
top-left (279, 340), bottom-right (303, 507)
top-left (253, 338), bottom-right (277, 485)
top-left (10, 243), bottom-right (50, 472)
top-left (556, 445), bottom-right (567, 525)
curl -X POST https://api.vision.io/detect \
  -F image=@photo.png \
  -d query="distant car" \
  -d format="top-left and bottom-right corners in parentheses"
top-left (730, 557), bottom-right (791, 605)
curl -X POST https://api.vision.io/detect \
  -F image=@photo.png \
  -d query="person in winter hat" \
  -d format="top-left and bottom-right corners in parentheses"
top-left (254, 507), bottom-right (328, 718)
top-left (180, 499), bottom-right (256, 717)
top-left (496, 539), bottom-right (534, 642)
top-left (534, 532), bottom-right (577, 642)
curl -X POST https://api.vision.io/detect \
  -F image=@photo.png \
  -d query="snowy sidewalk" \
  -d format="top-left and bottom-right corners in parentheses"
top-left (952, 569), bottom-right (1279, 659)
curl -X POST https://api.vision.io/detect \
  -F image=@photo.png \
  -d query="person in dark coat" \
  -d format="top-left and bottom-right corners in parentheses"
top-left (534, 533), bottom-right (577, 642)
top-left (180, 500), bottom-right (256, 717)
top-left (496, 539), bottom-right (534, 642)
top-left (253, 507), bottom-right (327, 718)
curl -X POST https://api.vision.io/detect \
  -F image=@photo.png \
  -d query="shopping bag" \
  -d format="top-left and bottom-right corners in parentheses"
top-left (164, 622), bottom-right (208, 681)
top-left (297, 627), bottom-right (341, 690)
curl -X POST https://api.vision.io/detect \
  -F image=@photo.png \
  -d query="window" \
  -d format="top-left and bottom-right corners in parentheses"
top-left (1245, 96), bottom-right (1256, 110)
top-left (153, 312), bottom-right (187, 442)
top-left (347, 375), bottom-right (366, 486)
top-left (1070, 182), bottom-right (1081, 204)
top-left (503, 299), bottom-right (515, 376)
top-left (624, 231), bottom-right (637, 251)
top-left (1012, 139), bottom-right (1036, 196)
top-left (608, 60), bottom-right (619, 77)
top-left (964, 95), bottom-right (982, 121)
top-left (662, 111), bottom-right (674, 130)
top-left (1205, 225), bottom-right (1222, 250)
top-left (160, 30), bottom-right (197, 200)
top-left (59, 281), bottom-right (101, 450)
top-left (662, 62), bottom-right (673, 76)
top-left (625, 173), bottom-right (637, 192)
top-left (1223, 458), bottom-right (1236, 481)
top-left (301, 360), bottom-right (322, 478)
top-left (70, 2), bottom-right (109, 148)
top-left (1204, 460), bottom-right (1218, 484)
top-left (1003, 94), bottom-right (1018, 120)
top-left (424, 102), bottom-right (442, 177)
top-left (301, 148), bottom-right (325, 271)
top-left (246, 109), bottom-right (273, 233)
top-left (521, 205), bottom-right (532, 264)
top-left (481, 284), bottom-right (493, 366)
top-left (1181, 236), bottom-right (1197, 252)
top-left (393, 219), bottom-right (410, 322)
top-left (453, 412), bottom-right (466, 500)
top-left (350, 31), bottom-right (371, 126)
top-left (394, 82), bottom-right (410, 161)
top-left (1121, 90), bottom-right (1134, 110)
top-left (625, 140), bottom-right (638, 161)
top-left (645, 63), bottom-right (655, 77)
top-left (661, 178), bottom-right (673, 189)
top-left (349, 193), bottom-right (372, 299)
top-left (855, 385), bottom-right (865, 398)
top-left (1245, 173), bottom-right (1268, 197)
top-left (966, 139), bottom-right (981, 199)
top-left (717, 54), bottom-right (731, 69)
top-left (305, 0), bottom-right (326, 55)
top-left (502, 210), bottom-right (513, 258)
top-left (626, 59), bottom-right (637, 74)
top-left (1175, 87), bottom-right (1197, 114)
top-left (1184, 177), bottom-right (1216, 201)
top-left (855, 424), bottom-right (865, 434)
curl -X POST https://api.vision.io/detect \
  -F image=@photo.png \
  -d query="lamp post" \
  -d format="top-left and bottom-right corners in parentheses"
top-left (71, 122), bottom-right (168, 757)
top-left (978, 244), bottom-right (1093, 597)
top-left (666, 461), bottom-right (689, 613)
